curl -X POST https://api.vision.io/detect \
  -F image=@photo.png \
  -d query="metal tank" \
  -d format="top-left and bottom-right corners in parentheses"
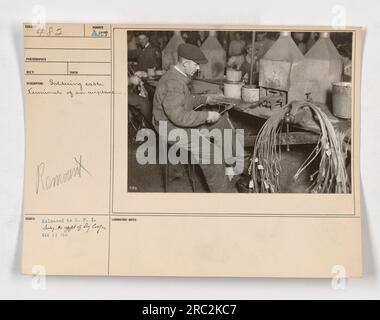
top-left (259, 31), bottom-right (307, 106)
top-left (303, 32), bottom-right (343, 104)
top-left (199, 31), bottom-right (226, 80)
top-left (161, 31), bottom-right (185, 71)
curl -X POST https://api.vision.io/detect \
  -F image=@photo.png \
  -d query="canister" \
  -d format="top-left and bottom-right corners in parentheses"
top-left (224, 82), bottom-right (243, 99)
top-left (242, 85), bottom-right (260, 103)
top-left (332, 82), bottom-right (352, 119)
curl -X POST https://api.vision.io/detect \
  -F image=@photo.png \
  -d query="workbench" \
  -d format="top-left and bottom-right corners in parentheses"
top-left (144, 77), bottom-right (351, 147)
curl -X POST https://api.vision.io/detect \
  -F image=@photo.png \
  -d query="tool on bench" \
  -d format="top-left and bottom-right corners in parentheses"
top-left (194, 102), bottom-right (235, 115)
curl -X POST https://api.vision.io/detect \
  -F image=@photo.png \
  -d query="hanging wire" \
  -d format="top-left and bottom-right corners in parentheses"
top-left (250, 102), bottom-right (351, 193)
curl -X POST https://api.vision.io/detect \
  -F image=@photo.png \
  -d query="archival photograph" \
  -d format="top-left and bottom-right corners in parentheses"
top-left (126, 29), bottom-right (354, 194)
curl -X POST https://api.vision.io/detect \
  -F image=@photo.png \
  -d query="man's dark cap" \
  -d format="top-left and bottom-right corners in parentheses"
top-left (178, 43), bottom-right (208, 64)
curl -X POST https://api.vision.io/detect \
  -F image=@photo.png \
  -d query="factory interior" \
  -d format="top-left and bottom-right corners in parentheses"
top-left (127, 30), bottom-right (353, 193)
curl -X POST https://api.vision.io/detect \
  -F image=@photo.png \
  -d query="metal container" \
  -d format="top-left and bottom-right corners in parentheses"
top-left (199, 31), bottom-right (226, 80)
top-left (259, 31), bottom-right (305, 103)
top-left (224, 82), bottom-right (243, 99)
top-left (242, 85), bottom-right (260, 103)
top-left (332, 82), bottom-right (351, 119)
top-left (304, 32), bottom-right (343, 104)
top-left (226, 69), bottom-right (242, 82)
top-left (162, 31), bottom-right (185, 70)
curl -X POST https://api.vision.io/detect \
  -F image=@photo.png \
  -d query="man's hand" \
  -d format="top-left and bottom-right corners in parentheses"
top-left (206, 95), bottom-right (223, 105)
top-left (129, 75), bottom-right (141, 86)
top-left (206, 111), bottom-right (221, 123)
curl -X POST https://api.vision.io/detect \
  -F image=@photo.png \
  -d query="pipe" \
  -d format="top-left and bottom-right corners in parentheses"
top-left (249, 31), bottom-right (256, 85)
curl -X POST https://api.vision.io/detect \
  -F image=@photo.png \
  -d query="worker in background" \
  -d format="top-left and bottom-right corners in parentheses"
top-left (182, 31), bottom-right (205, 46)
top-left (127, 32), bottom-right (138, 59)
top-left (255, 32), bottom-right (276, 59)
top-left (181, 31), bottom-right (190, 43)
top-left (128, 74), bottom-right (152, 124)
top-left (338, 44), bottom-right (352, 82)
top-left (197, 31), bottom-right (208, 47)
top-left (292, 32), bottom-right (307, 55)
top-left (227, 43), bottom-right (259, 84)
top-left (228, 32), bottom-right (246, 57)
top-left (153, 43), bottom-right (242, 193)
top-left (147, 31), bottom-right (164, 52)
top-left (305, 32), bottom-right (319, 53)
top-left (135, 32), bottom-right (162, 72)
top-left (239, 43), bottom-right (259, 85)
top-left (218, 31), bottom-right (229, 52)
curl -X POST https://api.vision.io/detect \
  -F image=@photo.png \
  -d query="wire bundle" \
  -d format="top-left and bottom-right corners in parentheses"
top-left (250, 102), bottom-right (351, 193)
top-left (250, 105), bottom-right (290, 193)
top-left (293, 103), bottom-right (350, 193)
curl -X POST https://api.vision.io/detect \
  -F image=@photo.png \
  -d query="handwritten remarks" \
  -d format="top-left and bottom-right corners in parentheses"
top-left (40, 216), bottom-right (106, 239)
top-left (36, 155), bottom-right (91, 194)
top-left (26, 79), bottom-right (117, 98)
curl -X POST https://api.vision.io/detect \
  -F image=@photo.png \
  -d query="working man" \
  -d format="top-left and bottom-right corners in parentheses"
top-left (228, 43), bottom-right (259, 85)
top-left (153, 43), bottom-right (243, 193)
top-left (135, 32), bottom-right (161, 72)
top-left (228, 32), bottom-right (246, 57)
top-left (128, 74), bottom-right (152, 123)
